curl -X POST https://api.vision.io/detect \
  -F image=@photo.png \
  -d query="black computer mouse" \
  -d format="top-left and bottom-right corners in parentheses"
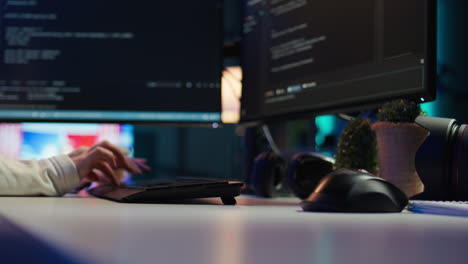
top-left (301, 169), bottom-right (408, 213)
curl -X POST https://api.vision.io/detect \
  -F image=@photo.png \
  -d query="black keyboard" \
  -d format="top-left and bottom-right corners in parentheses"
top-left (89, 179), bottom-right (244, 205)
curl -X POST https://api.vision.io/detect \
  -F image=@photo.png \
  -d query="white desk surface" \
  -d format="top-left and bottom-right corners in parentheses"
top-left (1, 195), bottom-right (468, 264)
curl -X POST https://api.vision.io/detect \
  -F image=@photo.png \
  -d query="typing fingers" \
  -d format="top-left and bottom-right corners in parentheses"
top-left (85, 146), bottom-right (120, 185)
top-left (88, 169), bottom-right (116, 186)
top-left (94, 161), bottom-right (119, 186)
top-left (131, 158), bottom-right (151, 172)
top-left (91, 141), bottom-right (142, 174)
top-left (89, 146), bottom-right (117, 168)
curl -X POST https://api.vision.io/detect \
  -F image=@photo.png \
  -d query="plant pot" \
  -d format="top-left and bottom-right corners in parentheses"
top-left (372, 122), bottom-right (428, 198)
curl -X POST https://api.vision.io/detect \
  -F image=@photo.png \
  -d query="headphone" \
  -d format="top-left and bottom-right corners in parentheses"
top-left (250, 151), bottom-right (335, 199)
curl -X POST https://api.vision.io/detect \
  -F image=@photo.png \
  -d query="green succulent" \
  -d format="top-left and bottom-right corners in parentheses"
top-left (335, 117), bottom-right (377, 173)
top-left (377, 99), bottom-right (423, 123)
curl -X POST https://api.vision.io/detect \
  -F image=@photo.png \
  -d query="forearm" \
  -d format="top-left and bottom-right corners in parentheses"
top-left (0, 155), bottom-right (80, 196)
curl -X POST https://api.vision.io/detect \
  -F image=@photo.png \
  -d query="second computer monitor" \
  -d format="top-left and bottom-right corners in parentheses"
top-left (241, 0), bottom-right (436, 122)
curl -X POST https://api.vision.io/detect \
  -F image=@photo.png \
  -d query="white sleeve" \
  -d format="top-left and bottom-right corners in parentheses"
top-left (0, 154), bottom-right (81, 196)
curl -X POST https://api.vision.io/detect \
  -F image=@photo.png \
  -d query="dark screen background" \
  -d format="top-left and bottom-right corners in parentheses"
top-left (0, 1), bottom-right (222, 113)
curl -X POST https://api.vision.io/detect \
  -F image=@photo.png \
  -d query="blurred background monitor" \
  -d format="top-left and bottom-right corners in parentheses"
top-left (0, 0), bottom-right (223, 124)
top-left (0, 123), bottom-right (134, 159)
top-left (240, 0), bottom-right (437, 122)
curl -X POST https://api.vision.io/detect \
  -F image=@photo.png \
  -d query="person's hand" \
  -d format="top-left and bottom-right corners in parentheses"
top-left (68, 141), bottom-right (150, 186)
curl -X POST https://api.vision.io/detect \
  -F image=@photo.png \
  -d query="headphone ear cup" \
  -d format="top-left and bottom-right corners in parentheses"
top-left (287, 152), bottom-right (335, 199)
top-left (251, 152), bottom-right (286, 198)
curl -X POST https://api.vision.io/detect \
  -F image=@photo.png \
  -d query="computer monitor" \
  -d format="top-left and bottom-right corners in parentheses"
top-left (0, 1), bottom-right (223, 123)
top-left (240, 0), bottom-right (437, 122)
top-left (0, 122), bottom-right (134, 159)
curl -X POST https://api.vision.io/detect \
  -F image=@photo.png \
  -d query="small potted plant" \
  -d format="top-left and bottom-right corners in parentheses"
top-left (335, 117), bottom-right (378, 174)
top-left (372, 99), bottom-right (427, 197)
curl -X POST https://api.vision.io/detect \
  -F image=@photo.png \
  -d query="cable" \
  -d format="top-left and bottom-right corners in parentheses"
top-left (261, 124), bottom-right (282, 156)
top-left (337, 113), bottom-right (354, 121)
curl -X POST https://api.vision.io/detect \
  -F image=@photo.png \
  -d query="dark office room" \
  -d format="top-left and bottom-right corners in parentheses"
top-left (1, 1), bottom-right (468, 263)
